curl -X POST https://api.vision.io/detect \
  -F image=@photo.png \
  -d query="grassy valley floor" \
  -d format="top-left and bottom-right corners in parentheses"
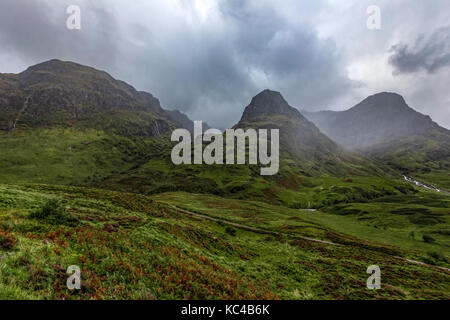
top-left (0, 184), bottom-right (448, 299)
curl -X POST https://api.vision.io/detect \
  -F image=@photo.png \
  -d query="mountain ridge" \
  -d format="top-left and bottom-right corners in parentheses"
top-left (0, 59), bottom-right (208, 136)
top-left (239, 89), bottom-right (305, 122)
top-left (304, 92), bottom-right (446, 150)
top-left (236, 89), bottom-right (339, 160)
top-left (304, 92), bottom-right (450, 189)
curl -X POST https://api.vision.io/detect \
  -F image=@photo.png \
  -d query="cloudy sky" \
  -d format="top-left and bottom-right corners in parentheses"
top-left (0, 0), bottom-right (449, 129)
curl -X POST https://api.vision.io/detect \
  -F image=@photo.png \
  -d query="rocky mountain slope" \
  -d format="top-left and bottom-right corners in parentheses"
top-left (0, 60), bottom-right (203, 184)
top-left (0, 59), bottom-right (200, 136)
top-left (236, 90), bottom-right (340, 163)
top-left (304, 92), bottom-right (447, 150)
top-left (166, 109), bottom-right (210, 134)
top-left (304, 92), bottom-right (450, 188)
top-left (100, 89), bottom-right (401, 207)
top-left (0, 60), bottom-right (416, 203)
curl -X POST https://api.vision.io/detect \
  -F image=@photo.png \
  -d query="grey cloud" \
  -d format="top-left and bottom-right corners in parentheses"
top-left (0, 0), bottom-right (448, 129)
top-left (0, 0), bottom-right (118, 72)
top-left (121, 0), bottom-right (354, 127)
top-left (389, 27), bottom-right (450, 74)
top-left (0, 0), bottom-right (353, 128)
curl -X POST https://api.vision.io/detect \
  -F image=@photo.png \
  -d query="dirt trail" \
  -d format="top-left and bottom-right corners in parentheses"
top-left (172, 206), bottom-right (340, 246)
top-left (393, 256), bottom-right (450, 272)
top-left (171, 206), bottom-right (450, 273)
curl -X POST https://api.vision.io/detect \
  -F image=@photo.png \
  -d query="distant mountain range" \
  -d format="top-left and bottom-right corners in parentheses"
top-left (0, 59), bottom-right (203, 136)
top-left (0, 59), bottom-right (448, 196)
top-left (166, 109), bottom-right (211, 134)
top-left (1, 61), bottom-right (448, 301)
top-left (235, 90), bottom-right (363, 174)
top-left (304, 92), bottom-right (450, 188)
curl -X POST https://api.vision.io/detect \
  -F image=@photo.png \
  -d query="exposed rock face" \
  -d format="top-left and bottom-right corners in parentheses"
top-left (240, 89), bottom-right (304, 122)
top-left (0, 59), bottom-right (174, 136)
top-left (305, 92), bottom-right (446, 150)
top-left (17, 60), bottom-right (164, 111)
top-left (235, 90), bottom-right (346, 169)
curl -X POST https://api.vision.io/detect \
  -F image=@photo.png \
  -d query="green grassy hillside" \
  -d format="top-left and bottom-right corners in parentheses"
top-left (0, 128), bottom-right (170, 185)
top-left (367, 129), bottom-right (450, 190)
top-left (152, 191), bottom-right (450, 263)
top-left (0, 184), bottom-right (448, 300)
top-left (98, 154), bottom-right (418, 209)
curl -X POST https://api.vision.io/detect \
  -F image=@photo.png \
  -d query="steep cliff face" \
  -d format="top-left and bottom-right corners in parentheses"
top-left (239, 89), bottom-right (306, 122)
top-left (235, 90), bottom-right (341, 163)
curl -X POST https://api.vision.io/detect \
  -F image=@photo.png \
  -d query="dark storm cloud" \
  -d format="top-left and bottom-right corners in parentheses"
top-left (0, 0), bottom-right (353, 128)
top-left (7, 0), bottom-right (448, 130)
top-left (118, 0), bottom-right (353, 127)
top-left (389, 27), bottom-right (450, 74)
top-left (218, 0), bottom-right (352, 108)
top-left (0, 0), bottom-right (118, 72)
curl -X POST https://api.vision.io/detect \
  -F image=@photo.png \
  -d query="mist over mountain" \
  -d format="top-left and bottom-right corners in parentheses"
top-left (237, 90), bottom-right (339, 158)
top-left (166, 109), bottom-right (211, 134)
top-left (231, 89), bottom-right (387, 179)
top-left (303, 92), bottom-right (447, 150)
top-left (0, 0), bottom-right (450, 301)
top-left (239, 90), bottom-right (308, 122)
top-left (0, 59), bottom-right (446, 189)
top-left (304, 92), bottom-right (450, 188)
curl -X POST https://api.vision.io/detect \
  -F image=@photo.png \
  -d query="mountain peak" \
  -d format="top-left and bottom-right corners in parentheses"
top-left (240, 90), bottom-right (303, 121)
top-left (254, 89), bottom-right (284, 99)
top-left (251, 89), bottom-right (289, 108)
top-left (27, 58), bottom-right (66, 67)
top-left (353, 92), bottom-right (408, 112)
top-left (21, 59), bottom-right (92, 76)
top-left (370, 91), bottom-right (404, 99)
top-left (305, 92), bottom-right (442, 150)
top-left (234, 90), bottom-right (342, 167)
top-left (0, 59), bottom-right (175, 135)
top-left (16, 60), bottom-right (112, 96)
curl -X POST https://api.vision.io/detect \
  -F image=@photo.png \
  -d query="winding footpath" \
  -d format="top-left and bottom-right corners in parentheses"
top-left (171, 205), bottom-right (450, 273)
top-left (172, 206), bottom-right (339, 246)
